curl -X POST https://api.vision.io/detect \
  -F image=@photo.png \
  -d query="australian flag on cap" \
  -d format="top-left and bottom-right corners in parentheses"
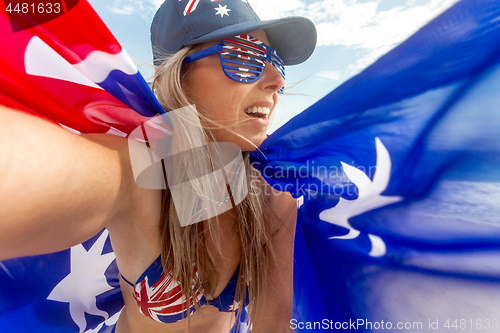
top-left (183, 0), bottom-right (243, 17)
top-left (151, 0), bottom-right (261, 64)
top-left (175, 0), bottom-right (259, 38)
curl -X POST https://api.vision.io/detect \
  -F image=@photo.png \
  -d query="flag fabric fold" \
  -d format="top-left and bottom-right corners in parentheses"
top-left (250, 0), bottom-right (500, 330)
top-left (0, 0), bottom-right (161, 135)
top-left (0, 1), bottom-right (158, 331)
top-left (1, 0), bottom-right (500, 332)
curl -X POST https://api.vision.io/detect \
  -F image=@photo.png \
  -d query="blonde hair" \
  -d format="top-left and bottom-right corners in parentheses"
top-left (151, 46), bottom-right (277, 330)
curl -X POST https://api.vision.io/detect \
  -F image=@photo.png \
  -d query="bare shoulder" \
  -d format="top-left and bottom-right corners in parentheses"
top-left (264, 181), bottom-right (297, 235)
top-left (251, 176), bottom-right (297, 332)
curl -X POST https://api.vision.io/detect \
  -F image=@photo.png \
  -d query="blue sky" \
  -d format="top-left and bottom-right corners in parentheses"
top-left (88, 0), bottom-right (460, 133)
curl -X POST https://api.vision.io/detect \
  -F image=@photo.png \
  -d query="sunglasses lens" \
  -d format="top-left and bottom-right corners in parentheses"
top-left (221, 38), bottom-right (267, 82)
top-left (270, 50), bottom-right (285, 78)
top-left (218, 35), bottom-right (285, 93)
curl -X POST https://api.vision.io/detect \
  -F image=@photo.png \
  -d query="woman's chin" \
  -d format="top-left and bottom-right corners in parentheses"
top-left (240, 136), bottom-right (267, 152)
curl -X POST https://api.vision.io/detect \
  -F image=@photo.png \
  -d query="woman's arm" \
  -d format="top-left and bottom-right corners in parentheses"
top-left (0, 105), bottom-right (135, 260)
top-left (253, 187), bottom-right (297, 333)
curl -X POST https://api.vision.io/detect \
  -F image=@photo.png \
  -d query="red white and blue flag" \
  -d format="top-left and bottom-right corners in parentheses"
top-left (0, 0), bottom-right (161, 135)
top-left (1, 0), bottom-right (500, 332)
top-left (0, 1), bottom-right (158, 332)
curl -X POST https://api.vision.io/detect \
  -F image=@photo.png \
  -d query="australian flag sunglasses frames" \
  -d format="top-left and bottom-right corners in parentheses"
top-left (184, 34), bottom-right (286, 94)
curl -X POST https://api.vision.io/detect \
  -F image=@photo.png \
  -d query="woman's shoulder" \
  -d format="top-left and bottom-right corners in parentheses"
top-left (102, 136), bottom-right (163, 286)
top-left (263, 181), bottom-right (298, 235)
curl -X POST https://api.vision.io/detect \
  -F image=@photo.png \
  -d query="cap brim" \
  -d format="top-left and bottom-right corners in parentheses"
top-left (185, 16), bottom-right (317, 66)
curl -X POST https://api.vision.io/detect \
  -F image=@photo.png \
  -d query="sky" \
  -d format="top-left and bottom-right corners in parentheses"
top-left (88, 0), bottom-right (460, 133)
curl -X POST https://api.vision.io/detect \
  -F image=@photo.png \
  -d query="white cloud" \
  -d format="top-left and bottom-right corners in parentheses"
top-left (252, 0), bottom-right (459, 48)
top-left (316, 70), bottom-right (343, 81)
top-left (106, 0), bottom-right (161, 17)
top-left (250, 0), bottom-right (305, 19)
top-left (251, 0), bottom-right (460, 73)
top-left (109, 5), bottom-right (136, 15)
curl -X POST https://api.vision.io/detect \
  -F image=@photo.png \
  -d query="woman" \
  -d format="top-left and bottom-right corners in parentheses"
top-left (0, 0), bottom-right (316, 332)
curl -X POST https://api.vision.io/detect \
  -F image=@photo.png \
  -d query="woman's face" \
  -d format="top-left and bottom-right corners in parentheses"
top-left (183, 30), bottom-right (284, 152)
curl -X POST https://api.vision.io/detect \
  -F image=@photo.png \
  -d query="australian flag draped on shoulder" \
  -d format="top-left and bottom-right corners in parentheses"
top-left (1, 0), bottom-right (500, 332)
top-left (250, 0), bottom-right (500, 331)
top-left (0, 1), bottom-right (161, 332)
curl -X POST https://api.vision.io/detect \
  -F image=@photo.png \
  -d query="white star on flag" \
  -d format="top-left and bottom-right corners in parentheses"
top-left (215, 4), bottom-right (231, 17)
top-left (47, 230), bottom-right (117, 333)
top-left (319, 137), bottom-right (403, 257)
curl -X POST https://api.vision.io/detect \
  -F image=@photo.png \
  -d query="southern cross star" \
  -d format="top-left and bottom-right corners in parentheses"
top-left (319, 137), bottom-right (403, 257)
top-left (47, 230), bottom-right (116, 333)
top-left (215, 4), bottom-right (231, 17)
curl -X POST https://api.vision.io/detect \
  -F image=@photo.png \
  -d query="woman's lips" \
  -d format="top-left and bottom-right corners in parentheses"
top-left (243, 106), bottom-right (270, 119)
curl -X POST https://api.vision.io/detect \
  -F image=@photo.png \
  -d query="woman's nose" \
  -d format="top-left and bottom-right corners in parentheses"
top-left (259, 60), bottom-right (285, 93)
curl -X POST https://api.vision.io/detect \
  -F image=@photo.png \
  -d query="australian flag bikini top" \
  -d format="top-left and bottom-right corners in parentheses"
top-left (121, 255), bottom-right (247, 323)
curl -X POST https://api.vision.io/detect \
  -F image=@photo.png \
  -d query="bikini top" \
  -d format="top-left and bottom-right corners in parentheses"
top-left (121, 255), bottom-right (248, 323)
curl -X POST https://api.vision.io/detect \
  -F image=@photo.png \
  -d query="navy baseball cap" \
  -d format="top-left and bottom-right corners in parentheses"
top-left (151, 0), bottom-right (317, 66)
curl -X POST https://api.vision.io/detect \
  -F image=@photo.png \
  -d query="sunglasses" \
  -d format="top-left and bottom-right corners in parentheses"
top-left (184, 34), bottom-right (286, 94)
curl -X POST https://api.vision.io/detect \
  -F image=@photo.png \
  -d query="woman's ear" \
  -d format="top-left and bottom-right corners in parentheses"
top-left (154, 66), bottom-right (163, 82)
top-left (153, 66), bottom-right (164, 90)
top-left (154, 66), bottom-right (162, 76)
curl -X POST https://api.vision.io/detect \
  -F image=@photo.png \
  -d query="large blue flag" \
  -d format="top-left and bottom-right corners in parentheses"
top-left (0, 230), bottom-right (124, 332)
top-left (251, 0), bottom-right (500, 331)
top-left (1, 0), bottom-right (500, 332)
